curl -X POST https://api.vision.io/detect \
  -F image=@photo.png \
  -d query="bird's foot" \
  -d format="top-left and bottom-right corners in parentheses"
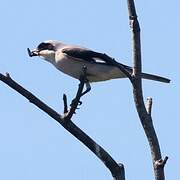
top-left (70, 98), bottom-right (82, 108)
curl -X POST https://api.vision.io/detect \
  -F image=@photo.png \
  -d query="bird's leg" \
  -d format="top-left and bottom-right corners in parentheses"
top-left (70, 66), bottom-right (90, 108)
top-left (79, 66), bottom-right (91, 97)
top-left (80, 81), bottom-right (91, 97)
top-left (72, 82), bottom-right (91, 107)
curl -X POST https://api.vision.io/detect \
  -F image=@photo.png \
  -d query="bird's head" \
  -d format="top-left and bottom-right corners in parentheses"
top-left (27, 40), bottom-right (63, 63)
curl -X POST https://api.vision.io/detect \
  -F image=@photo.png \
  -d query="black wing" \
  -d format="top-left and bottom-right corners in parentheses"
top-left (61, 47), bottom-right (131, 69)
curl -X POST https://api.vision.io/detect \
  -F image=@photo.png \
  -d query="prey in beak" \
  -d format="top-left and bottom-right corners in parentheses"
top-left (27, 48), bottom-right (39, 57)
top-left (27, 42), bottom-right (56, 61)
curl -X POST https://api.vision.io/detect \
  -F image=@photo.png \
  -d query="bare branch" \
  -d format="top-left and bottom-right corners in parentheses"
top-left (126, 0), bottom-right (167, 180)
top-left (0, 72), bottom-right (125, 180)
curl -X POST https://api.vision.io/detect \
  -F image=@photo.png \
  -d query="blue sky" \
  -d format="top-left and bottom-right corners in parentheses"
top-left (0, 0), bottom-right (179, 180)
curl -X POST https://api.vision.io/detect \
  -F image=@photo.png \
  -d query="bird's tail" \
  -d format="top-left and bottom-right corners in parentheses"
top-left (141, 72), bottom-right (170, 83)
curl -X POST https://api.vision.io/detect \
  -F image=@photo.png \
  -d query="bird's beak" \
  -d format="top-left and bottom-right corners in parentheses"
top-left (27, 48), bottom-right (39, 57)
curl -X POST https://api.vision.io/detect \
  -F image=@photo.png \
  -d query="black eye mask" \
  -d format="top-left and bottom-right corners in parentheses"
top-left (37, 43), bottom-right (55, 51)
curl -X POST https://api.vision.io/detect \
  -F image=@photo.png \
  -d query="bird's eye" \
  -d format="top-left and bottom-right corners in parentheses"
top-left (47, 44), bottom-right (54, 50)
top-left (37, 43), bottom-right (47, 50)
top-left (37, 43), bottom-right (54, 51)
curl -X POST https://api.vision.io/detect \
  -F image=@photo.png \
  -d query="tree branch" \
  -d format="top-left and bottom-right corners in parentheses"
top-left (126, 0), bottom-right (168, 180)
top-left (0, 72), bottom-right (125, 180)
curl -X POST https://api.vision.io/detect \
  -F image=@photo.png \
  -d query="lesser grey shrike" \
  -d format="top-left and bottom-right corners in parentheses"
top-left (28, 40), bottom-right (170, 96)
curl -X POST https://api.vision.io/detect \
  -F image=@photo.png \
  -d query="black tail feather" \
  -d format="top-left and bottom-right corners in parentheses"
top-left (141, 73), bottom-right (170, 83)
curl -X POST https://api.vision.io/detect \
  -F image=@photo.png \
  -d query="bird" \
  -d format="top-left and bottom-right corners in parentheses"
top-left (27, 40), bottom-right (170, 96)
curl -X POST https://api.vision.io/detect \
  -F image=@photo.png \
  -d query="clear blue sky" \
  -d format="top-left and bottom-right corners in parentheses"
top-left (0, 0), bottom-right (179, 180)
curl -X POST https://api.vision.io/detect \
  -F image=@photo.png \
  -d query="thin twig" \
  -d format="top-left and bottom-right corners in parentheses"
top-left (126, 0), bottom-right (167, 180)
top-left (0, 72), bottom-right (125, 180)
top-left (63, 94), bottom-right (68, 114)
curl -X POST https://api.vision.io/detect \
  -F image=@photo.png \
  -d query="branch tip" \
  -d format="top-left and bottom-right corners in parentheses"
top-left (63, 94), bottom-right (68, 114)
top-left (163, 156), bottom-right (169, 164)
top-left (155, 156), bottom-right (168, 168)
top-left (5, 72), bottom-right (10, 78)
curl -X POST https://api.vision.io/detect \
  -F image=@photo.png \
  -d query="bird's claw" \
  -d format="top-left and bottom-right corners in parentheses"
top-left (70, 99), bottom-right (82, 107)
top-left (78, 100), bottom-right (82, 105)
